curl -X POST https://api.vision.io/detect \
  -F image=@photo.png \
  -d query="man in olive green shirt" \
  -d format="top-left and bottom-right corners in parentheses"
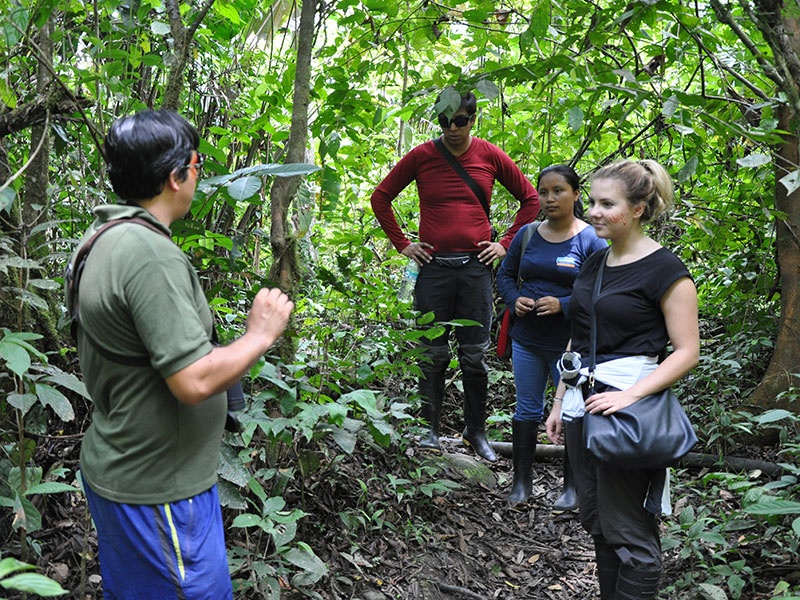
top-left (68, 110), bottom-right (294, 599)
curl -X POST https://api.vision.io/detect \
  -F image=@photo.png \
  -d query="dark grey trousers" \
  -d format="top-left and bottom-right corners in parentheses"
top-left (564, 417), bottom-right (664, 570)
top-left (414, 255), bottom-right (492, 378)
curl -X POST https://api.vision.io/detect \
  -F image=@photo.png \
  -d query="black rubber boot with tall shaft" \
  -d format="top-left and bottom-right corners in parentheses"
top-left (615, 565), bottom-right (661, 599)
top-left (461, 375), bottom-right (498, 462)
top-left (552, 445), bottom-right (578, 512)
top-left (418, 370), bottom-right (445, 450)
top-left (507, 419), bottom-right (538, 505)
top-left (594, 540), bottom-right (621, 600)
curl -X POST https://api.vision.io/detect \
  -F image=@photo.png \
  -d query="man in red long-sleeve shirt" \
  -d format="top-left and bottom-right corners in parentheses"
top-left (371, 91), bottom-right (540, 461)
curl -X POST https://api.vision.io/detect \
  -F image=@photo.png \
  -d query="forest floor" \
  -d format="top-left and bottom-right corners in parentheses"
top-left (21, 433), bottom-right (604, 600)
top-left (301, 439), bottom-right (792, 600)
top-left (20, 425), bottom-right (795, 600)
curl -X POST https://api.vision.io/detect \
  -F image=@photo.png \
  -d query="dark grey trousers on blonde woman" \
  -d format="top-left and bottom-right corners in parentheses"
top-left (564, 418), bottom-right (665, 599)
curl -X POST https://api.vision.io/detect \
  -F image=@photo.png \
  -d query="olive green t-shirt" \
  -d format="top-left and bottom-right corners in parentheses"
top-left (72, 205), bottom-right (226, 505)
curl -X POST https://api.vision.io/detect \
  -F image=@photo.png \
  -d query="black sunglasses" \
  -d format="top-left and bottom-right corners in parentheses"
top-left (438, 114), bottom-right (472, 129)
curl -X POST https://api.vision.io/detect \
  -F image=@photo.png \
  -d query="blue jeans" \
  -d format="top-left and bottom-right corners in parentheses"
top-left (511, 340), bottom-right (561, 422)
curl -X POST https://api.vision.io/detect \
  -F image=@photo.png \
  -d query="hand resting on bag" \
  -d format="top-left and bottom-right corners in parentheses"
top-left (584, 387), bottom-right (642, 416)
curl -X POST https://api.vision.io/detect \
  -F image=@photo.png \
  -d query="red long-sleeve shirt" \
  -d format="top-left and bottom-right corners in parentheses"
top-left (370, 137), bottom-right (540, 254)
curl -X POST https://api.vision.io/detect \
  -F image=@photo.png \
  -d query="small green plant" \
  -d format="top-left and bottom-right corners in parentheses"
top-left (0, 555), bottom-right (67, 597)
top-left (664, 475), bottom-right (757, 599)
top-left (0, 328), bottom-right (89, 564)
top-left (665, 412), bottom-right (800, 600)
top-left (216, 341), bottom-right (421, 599)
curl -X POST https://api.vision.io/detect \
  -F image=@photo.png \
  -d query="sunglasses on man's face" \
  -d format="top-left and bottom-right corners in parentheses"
top-left (438, 114), bottom-right (472, 129)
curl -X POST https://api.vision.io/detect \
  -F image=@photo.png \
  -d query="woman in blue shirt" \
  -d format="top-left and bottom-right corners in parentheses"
top-left (496, 165), bottom-right (607, 505)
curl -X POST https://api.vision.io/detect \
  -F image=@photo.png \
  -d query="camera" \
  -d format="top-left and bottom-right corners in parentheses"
top-left (557, 351), bottom-right (582, 386)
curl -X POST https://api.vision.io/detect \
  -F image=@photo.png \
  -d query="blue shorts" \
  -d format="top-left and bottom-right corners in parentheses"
top-left (83, 481), bottom-right (233, 600)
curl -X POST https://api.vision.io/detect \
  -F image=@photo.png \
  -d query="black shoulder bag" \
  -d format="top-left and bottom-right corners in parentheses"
top-left (433, 137), bottom-right (497, 241)
top-left (582, 250), bottom-right (697, 469)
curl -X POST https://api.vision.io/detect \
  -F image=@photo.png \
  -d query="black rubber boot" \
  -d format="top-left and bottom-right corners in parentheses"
top-left (552, 445), bottom-right (578, 512)
top-left (594, 540), bottom-right (620, 600)
top-left (615, 565), bottom-right (661, 599)
top-left (461, 374), bottom-right (497, 462)
top-left (507, 419), bottom-right (538, 505)
top-left (418, 370), bottom-right (445, 450)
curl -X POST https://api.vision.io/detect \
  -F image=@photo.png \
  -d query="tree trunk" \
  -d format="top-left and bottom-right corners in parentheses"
top-left (749, 102), bottom-right (800, 410)
top-left (22, 17), bottom-right (53, 259)
top-left (711, 1), bottom-right (800, 412)
top-left (162, 0), bottom-right (215, 110)
top-left (268, 0), bottom-right (316, 293)
top-left (744, 6), bottom-right (800, 410)
top-left (1, 16), bottom-right (63, 357)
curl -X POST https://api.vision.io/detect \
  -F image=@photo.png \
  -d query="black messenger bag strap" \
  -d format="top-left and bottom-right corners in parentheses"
top-left (516, 222), bottom-right (539, 288)
top-left (588, 248), bottom-right (610, 392)
top-left (66, 217), bottom-right (171, 366)
top-left (433, 137), bottom-right (490, 220)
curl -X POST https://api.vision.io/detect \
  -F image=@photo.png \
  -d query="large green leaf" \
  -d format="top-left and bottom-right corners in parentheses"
top-left (0, 186), bottom-right (14, 212)
top-left (1, 2), bottom-right (28, 48)
top-left (285, 543), bottom-right (328, 586)
top-left (753, 409), bottom-right (795, 424)
top-left (0, 342), bottom-right (31, 377)
top-left (677, 156), bottom-right (699, 184)
top-left (736, 153), bottom-right (771, 168)
top-left (217, 444), bottom-right (250, 487)
top-left (697, 583), bottom-right (727, 600)
top-left (0, 572), bottom-right (68, 596)
top-left (330, 425), bottom-right (357, 454)
top-left (6, 393), bottom-right (37, 416)
top-left (226, 176), bottom-right (262, 201)
top-left (0, 557), bottom-right (33, 579)
top-left (744, 499), bottom-right (800, 515)
top-left (25, 482), bottom-right (78, 495)
top-left (12, 494), bottom-right (42, 533)
top-left (231, 513), bottom-right (262, 528)
top-left (0, 257), bottom-right (43, 270)
top-left (42, 373), bottom-right (90, 399)
top-left (34, 383), bottom-right (75, 422)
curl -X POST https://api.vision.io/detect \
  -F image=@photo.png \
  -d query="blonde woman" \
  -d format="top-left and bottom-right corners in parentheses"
top-left (545, 160), bottom-right (699, 599)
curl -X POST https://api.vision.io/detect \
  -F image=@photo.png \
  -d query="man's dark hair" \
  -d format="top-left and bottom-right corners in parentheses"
top-left (104, 110), bottom-right (200, 203)
top-left (458, 92), bottom-right (477, 116)
top-left (434, 90), bottom-right (478, 118)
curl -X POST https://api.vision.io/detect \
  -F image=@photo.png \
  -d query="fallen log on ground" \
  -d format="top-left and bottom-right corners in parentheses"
top-left (436, 437), bottom-right (787, 476)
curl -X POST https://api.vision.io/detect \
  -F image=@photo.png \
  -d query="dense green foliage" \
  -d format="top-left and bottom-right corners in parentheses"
top-left (1, 0), bottom-right (799, 597)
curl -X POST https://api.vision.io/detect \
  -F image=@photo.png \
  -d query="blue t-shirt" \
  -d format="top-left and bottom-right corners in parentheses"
top-left (496, 223), bottom-right (607, 351)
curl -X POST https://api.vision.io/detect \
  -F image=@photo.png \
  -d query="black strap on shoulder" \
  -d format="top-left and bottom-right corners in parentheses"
top-left (588, 248), bottom-right (611, 390)
top-left (66, 217), bottom-right (171, 366)
top-left (433, 137), bottom-right (490, 220)
top-left (515, 222), bottom-right (539, 287)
